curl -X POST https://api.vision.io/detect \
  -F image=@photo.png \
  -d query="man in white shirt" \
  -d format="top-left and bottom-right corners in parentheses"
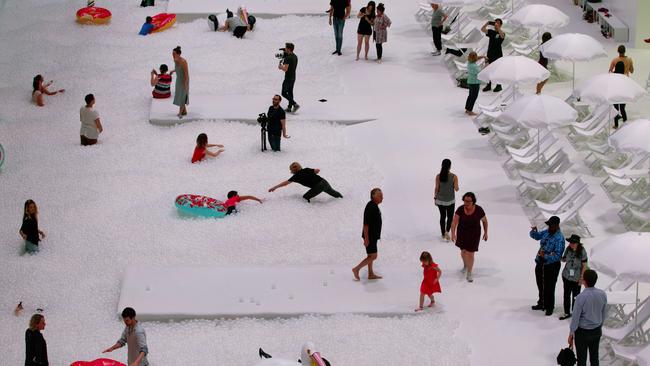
top-left (79, 93), bottom-right (103, 146)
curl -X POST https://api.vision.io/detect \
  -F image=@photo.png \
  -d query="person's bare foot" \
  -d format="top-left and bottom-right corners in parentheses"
top-left (467, 111), bottom-right (477, 116)
top-left (352, 268), bottom-right (360, 281)
top-left (365, 56), bottom-right (368, 61)
top-left (414, 307), bottom-right (424, 312)
top-left (368, 274), bottom-right (383, 280)
top-left (355, 57), bottom-right (360, 61)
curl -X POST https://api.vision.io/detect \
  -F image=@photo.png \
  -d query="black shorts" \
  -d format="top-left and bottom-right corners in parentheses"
top-left (365, 239), bottom-right (378, 254)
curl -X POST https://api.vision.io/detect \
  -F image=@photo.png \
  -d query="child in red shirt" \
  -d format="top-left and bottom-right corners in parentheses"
top-left (416, 251), bottom-right (442, 311)
top-left (191, 133), bottom-right (224, 163)
top-left (223, 190), bottom-right (263, 215)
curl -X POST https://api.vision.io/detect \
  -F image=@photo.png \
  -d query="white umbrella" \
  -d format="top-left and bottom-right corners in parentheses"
top-left (576, 73), bottom-right (647, 134)
top-left (610, 119), bottom-right (650, 154)
top-left (478, 56), bottom-right (550, 98)
top-left (500, 94), bottom-right (577, 160)
top-left (539, 33), bottom-right (607, 93)
top-left (510, 4), bottom-right (570, 30)
top-left (590, 232), bottom-right (650, 329)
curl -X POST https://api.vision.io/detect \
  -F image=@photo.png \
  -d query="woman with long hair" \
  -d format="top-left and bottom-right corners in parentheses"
top-left (19, 200), bottom-right (45, 254)
top-left (355, 1), bottom-right (375, 61)
top-left (434, 159), bottom-right (459, 241)
top-left (171, 46), bottom-right (189, 118)
top-left (32, 75), bottom-right (64, 107)
top-left (25, 314), bottom-right (48, 366)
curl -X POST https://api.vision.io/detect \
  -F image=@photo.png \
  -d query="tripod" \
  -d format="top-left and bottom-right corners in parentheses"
top-left (260, 125), bottom-right (267, 151)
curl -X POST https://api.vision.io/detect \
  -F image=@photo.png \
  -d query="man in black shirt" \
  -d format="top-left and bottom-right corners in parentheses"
top-left (328, 0), bottom-right (351, 55)
top-left (266, 95), bottom-right (289, 151)
top-left (279, 43), bottom-right (299, 113)
top-left (352, 188), bottom-right (383, 281)
top-left (481, 18), bottom-right (505, 92)
top-left (268, 162), bottom-right (343, 202)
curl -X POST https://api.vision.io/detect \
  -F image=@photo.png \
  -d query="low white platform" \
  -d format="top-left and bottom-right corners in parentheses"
top-left (118, 265), bottom-right (422, 320)
top-left (149, 95), bottom-right (377, 126)
top-left (167, 0), bottom-right (328, 18)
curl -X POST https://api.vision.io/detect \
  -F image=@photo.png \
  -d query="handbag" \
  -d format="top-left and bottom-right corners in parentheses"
top-left (557, 347), bottom-right (576, 366)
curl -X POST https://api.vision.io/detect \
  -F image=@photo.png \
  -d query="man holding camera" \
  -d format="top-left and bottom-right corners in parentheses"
top-left (279, 43), bottom-right (299, 113)
top-left (530, 216), bottom-right (565, 316)
top-left (481, 18), bottom-right (505, 92)
top-left (266, 95), bottom-right (289, 152)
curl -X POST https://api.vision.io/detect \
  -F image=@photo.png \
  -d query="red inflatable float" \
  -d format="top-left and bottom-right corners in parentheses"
top-left (76, 7), bottom-right (112, 25)
top-left (151, 13), bottom-right (176, 33)
top-left (70, 358), bottom-right (125, 366)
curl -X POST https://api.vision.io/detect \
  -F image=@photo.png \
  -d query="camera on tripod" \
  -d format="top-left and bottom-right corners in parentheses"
top-left (257, 113), bottom-right (269, 151)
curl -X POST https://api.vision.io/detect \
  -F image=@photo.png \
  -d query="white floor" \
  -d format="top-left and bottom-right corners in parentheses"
top-left (0, 0), bottom-right (649, 365)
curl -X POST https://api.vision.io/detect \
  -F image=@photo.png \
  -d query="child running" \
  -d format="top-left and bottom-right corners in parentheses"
top-left (223, 190), bottom-right (263, 215)
top-left (191, 133), bottom-right (224, 163)
top-left (416, 251), bottom-right (442, 311)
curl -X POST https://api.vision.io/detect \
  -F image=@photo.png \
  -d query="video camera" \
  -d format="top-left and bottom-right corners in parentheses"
top-left (275, 48), bottom-right (286, 61)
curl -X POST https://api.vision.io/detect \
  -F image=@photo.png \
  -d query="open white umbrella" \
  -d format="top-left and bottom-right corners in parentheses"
top-left (510, 4), bottom-right (569, 42)
top-left (539, 33), bottom-right (607, 93)
top-left (500, 94), bottom-right (577, 160)
top-left (610, 119), bottom-right (650, 154)
top-left (478, 56), bottom-right (550, 97)
top-left (576, 73), bottom-right (647, 134)
top-left (591, 232), bottom-right (650, 329)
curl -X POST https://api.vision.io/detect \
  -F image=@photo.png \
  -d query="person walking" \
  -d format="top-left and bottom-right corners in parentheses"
top-left (530, 216), bottom-right (565, 316)
top-left (19, 199), bottom-right (45, 254)
top-left (279, 43), bottom-right (299, 113)
top-left (79, 94), bottom-right (103, 146)
top-left (373, 3), bottom-right (391, 63)
top-left (434, 159), bottom-right (459, 241)
top-left (355, 1), bottom-right (375, 61)
top-left (266, 95), bottom-right (289, 152)
top-left (535, 32), bottom-right (552, 94)
top-left (352, 188), bottom-right (383, 281)
top-left (450, 192), bottom-right (488, 282)
top-left (429, 2), bottom-right (447, 56)
top-left (171, 46), bottom-right (189, 119)
top-left (25, 314), bottom-right (48, 366)
top-left (609, 45), bottom-right (634, 129)
top-left (328, 0), bottom-right (351, 55)
top-left (568, 269), bottom-right (607, 366)
top-left (103, 307), bottom-right (149, 366)
top-left (268, 162), bottom-right (343, 202)
top-left (559, 234), bottom-right (588, 320)
top-left (481, 19), bottom-right (505, 92)
top-left (415, 251), bottom-right (442, 311)
top-left (464, 52), bottom-right (485, 116)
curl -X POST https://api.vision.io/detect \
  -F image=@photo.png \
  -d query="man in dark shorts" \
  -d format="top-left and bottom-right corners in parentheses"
top-left (266, 95), bottom-right (289, 151)
top-left (268, 162), bottom-right (343, 202)
top-left (352, 188), bottom-right (383, 281)
top-left (481, 18), bottom-right (505, 92)
top-left (279, 43), bottom-right (299, 113)
top-left (329, 0), bottom-right (351, 55)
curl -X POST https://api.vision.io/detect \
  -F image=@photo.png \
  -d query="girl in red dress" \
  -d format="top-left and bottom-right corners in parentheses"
top-left (416, 251), bottom-right (442, 311)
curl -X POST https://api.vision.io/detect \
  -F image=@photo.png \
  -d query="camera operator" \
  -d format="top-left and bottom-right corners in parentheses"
top-left (267, 95), bottom-right (290, 151)
top-left (278, 43), bottom-right (299, 113)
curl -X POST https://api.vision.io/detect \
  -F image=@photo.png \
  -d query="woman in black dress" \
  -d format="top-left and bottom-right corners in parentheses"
top-left (25, 314), bottom-right (48, 366)
top-left (356, 1), bottom-right (376, 61)
top-left (19, 199), bottom-right (45, 254)
top-left (450, 192), bottom-right (488, 283)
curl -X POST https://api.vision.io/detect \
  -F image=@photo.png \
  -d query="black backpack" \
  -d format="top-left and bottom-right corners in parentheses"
top-left (557, 347), bottom-right (576, 366)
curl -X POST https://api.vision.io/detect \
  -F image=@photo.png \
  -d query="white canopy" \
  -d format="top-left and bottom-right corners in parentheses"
top-left (478, 55), bottom-right (550, 85)
top-left (500, 94), bottom-right (577, 129)
top-left (539, 33), bottom-right (606, 62)
top-left (510, 4), bottom-right (570, 29)
top-left (610, 119), bottom-right (650, 154)
top-left (590, 232), bottom-right (650, 282)
top-left (576, 73), bottom-right (647, 104)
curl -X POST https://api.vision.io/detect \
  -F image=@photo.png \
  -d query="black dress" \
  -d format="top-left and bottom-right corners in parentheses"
top-left (25, 329), bottom-right (48, 366)
top-left (357, 7), bottom-right (374, 36)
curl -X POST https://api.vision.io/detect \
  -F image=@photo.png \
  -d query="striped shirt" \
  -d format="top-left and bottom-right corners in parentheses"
top-left (152, 74), bottom-right (172, 98)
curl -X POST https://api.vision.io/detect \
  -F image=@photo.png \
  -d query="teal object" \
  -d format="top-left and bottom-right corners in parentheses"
top-left (0, 143), bottom-right (5, 170)
top-left (175, 194), bottom-right (227, 218)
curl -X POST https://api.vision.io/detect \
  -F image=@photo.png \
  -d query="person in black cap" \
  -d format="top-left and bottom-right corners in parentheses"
top-left (278, 43), bottom-right (299, 113)
top-left (559, 234), bottom-right (588, 320)
top-left (530, 215), bottom-right (565, 316)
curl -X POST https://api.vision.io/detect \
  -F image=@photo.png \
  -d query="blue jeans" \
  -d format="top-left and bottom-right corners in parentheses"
top-left (268, 132), bottom-right (281, 151)
top-left (25, 240), bottom-right (39, 254)
top-left (333, 18), bottom-right (345, 53)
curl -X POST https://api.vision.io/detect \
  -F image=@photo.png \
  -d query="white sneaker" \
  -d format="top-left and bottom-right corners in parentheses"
top-left (444, 232), bottom-right (450, 242)
top-left (431, 50), bottom-right (441, 56)
top-left (466, 272), bottom-right (473, 282)
top-left (460, 266), bottom-right (466, 274)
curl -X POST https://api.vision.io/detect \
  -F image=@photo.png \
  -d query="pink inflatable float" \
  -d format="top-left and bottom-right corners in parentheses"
top-left (70, 359), bottom-right (125, 366)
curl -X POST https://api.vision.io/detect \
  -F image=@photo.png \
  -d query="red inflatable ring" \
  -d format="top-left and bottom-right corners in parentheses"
top-left (151, 13), bottom-right (176, 33)
top-left (70, 358), bottom-right (125, 366)
top-left (76, 7), bottom-right (112, 25)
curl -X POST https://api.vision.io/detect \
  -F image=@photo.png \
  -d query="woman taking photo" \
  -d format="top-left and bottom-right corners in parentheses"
top-left (450, 192), bottom-right (488, 282)
top-left (356, 1), bottom-right (376, 61)
top-left (32, 75), bottom-right (64, 107)
top-left (434, 159), bottom-right (459, 241)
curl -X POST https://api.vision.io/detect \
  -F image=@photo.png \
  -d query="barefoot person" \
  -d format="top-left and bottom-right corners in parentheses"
top-left (171, 46), bottom-right (189, 119)
top-left (415, 251), bottom-right (442, 311)
top-left (450, 192), bottom-right (488, 283)
top-left (355, 1), bottom-right (375, 61)
top-left (352, 188), bottom-right (383, 280)
top-left (103, 307), bottom-right (149, 366)
top-left (32, 74), bottom-right (64, 107)
top-left (268, 162), bottom-right (343, 202)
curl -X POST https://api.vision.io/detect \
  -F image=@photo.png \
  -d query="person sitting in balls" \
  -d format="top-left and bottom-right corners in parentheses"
top-left (32, 74), bottom-right (64, 107)
top-left (219, 8), bottom-right (250, 38)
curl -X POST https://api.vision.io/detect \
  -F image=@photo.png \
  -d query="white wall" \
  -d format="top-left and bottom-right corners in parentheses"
top-left (606, 0), bottom-right (639, 47)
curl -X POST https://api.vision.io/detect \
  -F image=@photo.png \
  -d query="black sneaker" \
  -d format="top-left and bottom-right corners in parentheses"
top-left (478, 127), bottom-right (491, 135)
top-left (531, 304), bottom-right (544, 311)
top-left (483, 84), bottom-right (492, 92)
top-left (332, 50), bottom-right (338, 55)
top-left (493, 85), bottom-right (503, 92)
top-left (292, 104), bottom-right (300, 113)
top-left (559, 314), bottom-right (571, 320)
top-left (285, 106), bottom-right (293, 113)
top-left (545, 309), bottom-right (554, 316)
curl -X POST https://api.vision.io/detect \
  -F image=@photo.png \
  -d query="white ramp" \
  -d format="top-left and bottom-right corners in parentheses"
top-left (118, 265), bottom-right (421, 320)
top-left (168, 0), bottom-right (327, 18)
top-left (149, 95), bottom-right (377, 126)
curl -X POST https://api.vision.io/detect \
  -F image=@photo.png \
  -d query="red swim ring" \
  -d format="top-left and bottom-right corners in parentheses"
top-left (70, 358), bottom-right (125, 366)
top-left (76, 7), bottom-right (112, 25)
top-left (151, 13), bottom-right (176, 33)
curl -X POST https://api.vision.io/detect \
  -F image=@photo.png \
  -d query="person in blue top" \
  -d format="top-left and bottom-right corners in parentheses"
top-left (530, 215), bottom-right (565, 316)
top-left (139, 16), bottom-right (154, 36)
